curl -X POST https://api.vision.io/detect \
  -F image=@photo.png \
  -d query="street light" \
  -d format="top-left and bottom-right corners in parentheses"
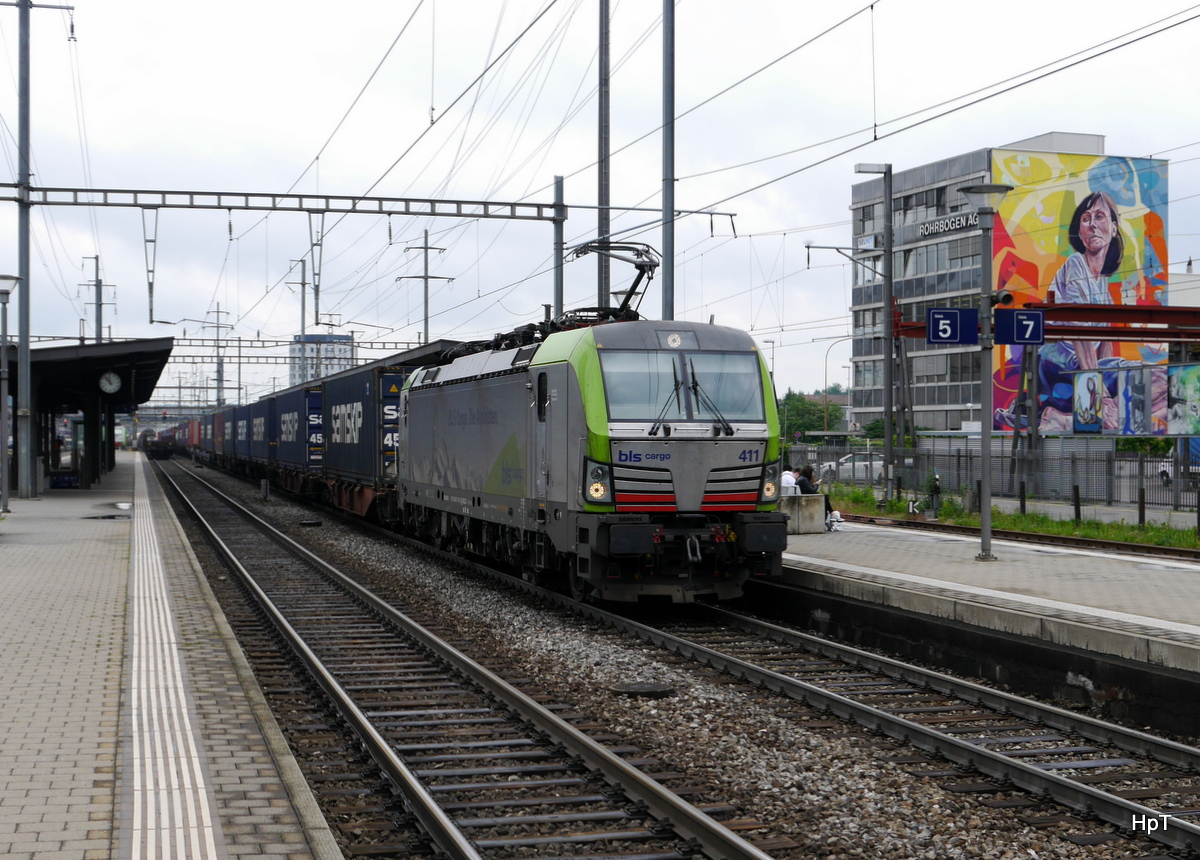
top-left (855, 162), bottom-right (895, 499)
top-left (0, 274), bottom-right (17, 514)
top-left (842, 365), bottom-right (852, 430)
top-left (957, 182), bottom-right (1013, 562)
top-left (822, 335), bottom-right (856, 431)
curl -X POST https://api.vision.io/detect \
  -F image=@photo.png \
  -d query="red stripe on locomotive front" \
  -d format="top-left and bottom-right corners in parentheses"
top-left (701, 493), bottom-right (759, 503)
top-left (615, 493), bottom-right (677, 504)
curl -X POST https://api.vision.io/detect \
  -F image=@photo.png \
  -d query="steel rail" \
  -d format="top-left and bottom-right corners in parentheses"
top-left (163, 462), bottom-right (775, 860)
top-left (567, 598), bottom-right (1200, 853)
top-left (158, 465), bottom-right (484, 860)
top-left (699, 604), bottom-right (1200, 770)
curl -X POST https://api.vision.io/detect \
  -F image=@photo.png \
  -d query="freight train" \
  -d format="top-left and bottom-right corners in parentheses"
top-left (140, 427), bottom-right (177, 460)
top-left (175, 249), bottom-right (789, 602)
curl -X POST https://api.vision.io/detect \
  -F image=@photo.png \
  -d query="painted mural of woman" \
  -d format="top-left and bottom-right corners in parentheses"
top-left (1036, 191), bottom-right (1124, 431)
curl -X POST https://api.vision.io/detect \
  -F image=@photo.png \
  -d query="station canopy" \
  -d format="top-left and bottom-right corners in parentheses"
top-left (28, 337), bottom-right (174, 414)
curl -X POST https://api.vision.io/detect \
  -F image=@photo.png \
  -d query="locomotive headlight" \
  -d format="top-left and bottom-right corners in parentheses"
top-left (761, 462), bottom-right (781, 502)
top-left (584, 459), bottom-right (613, 504)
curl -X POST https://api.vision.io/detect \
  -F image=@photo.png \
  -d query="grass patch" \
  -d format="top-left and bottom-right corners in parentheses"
top-left (824, 485), bottom-right (1200, 550)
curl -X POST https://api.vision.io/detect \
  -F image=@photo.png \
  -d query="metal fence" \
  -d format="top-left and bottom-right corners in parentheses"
top-left (789, 440), bottom-right (1199, 512)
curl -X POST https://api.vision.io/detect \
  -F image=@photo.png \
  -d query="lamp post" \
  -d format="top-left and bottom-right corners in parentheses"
top-left (855, 163), bottom-right (894, 499)
top-left (957, 182), bottom-right (1013, 562)
top-left (0, 274), bottom-right (17, 514)
top-left (843, 365), bottom-right (852, 430)
top-left (822, 335), bottom-right (857, 432)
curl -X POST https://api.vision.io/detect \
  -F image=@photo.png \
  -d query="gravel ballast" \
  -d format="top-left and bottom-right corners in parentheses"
top-left (175, 461), bottom-right (1165, 859)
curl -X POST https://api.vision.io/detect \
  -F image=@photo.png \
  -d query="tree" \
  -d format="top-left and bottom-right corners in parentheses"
top-left (862, 418), bottom-right (885, 439)
top-left (778, 389), bottom-right (843, 440)
top-left (1116, 437), bottom-right (1172, 455)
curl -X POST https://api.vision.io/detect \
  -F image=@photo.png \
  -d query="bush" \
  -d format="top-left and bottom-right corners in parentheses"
top-left (937, 495), bottom-right (966, 519)
top-left (847, 486), bottom-right (876, 507)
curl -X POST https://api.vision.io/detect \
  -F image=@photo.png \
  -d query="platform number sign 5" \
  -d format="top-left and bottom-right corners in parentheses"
top-left (926, 308), bottom-right (979, 345)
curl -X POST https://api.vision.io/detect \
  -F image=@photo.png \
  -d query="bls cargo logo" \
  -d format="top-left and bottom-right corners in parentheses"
top-left (617, 450), bottom-right (671, 463)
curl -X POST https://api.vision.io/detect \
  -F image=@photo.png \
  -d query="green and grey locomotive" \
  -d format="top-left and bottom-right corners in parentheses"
top-left (398, 318), bottom-right (788, 603)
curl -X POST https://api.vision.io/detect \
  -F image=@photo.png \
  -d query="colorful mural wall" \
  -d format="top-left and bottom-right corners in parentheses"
top-left (990, 150), bottom-right (1168, 433)
top-left (1070, 365), bottom-right (1167, 435)
top-left (1167, 364), bottom-right (1200, 436)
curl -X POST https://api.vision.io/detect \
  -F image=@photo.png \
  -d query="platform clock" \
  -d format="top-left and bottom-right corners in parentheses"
top-left (99, 371), bottom-right (122, 394)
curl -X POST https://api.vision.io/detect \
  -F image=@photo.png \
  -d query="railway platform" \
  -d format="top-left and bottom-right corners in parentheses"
top-left (782, 521), bottom-right (1200, 676)
top-left (0, 450), bottom-right (340, 860)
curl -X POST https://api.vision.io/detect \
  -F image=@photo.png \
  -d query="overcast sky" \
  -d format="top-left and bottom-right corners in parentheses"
top-left (2, 0), bottom-right (1199, 404)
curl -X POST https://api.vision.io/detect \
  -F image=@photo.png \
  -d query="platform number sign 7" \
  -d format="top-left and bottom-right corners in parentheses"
top-left (994, 309), bottom-right (1044, 345)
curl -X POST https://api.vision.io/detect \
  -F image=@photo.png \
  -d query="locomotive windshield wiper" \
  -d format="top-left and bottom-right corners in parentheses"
top-left (649, 363), bottom-right (683, 437)
top-left (689, 359), bottom-right (734, 436)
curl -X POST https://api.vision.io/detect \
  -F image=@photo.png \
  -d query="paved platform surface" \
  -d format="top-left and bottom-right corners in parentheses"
top-left (0, 451), bottom-right (339, 860)
top-left (784, 520), bottom-right (1200, 672)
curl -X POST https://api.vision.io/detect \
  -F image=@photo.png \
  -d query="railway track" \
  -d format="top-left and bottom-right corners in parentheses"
top-left (588, 601), bottom-right (1200, 854)
top-left (298, 489), bottom-right (1200, 852)
top-left (165, 456), bottom-right (1200, 853)
top-left (157, 459), bottom-right (787, 860)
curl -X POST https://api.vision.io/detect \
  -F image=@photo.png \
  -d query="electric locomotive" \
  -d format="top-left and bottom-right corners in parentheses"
top-left (397, 313), bottom-right (787, 603)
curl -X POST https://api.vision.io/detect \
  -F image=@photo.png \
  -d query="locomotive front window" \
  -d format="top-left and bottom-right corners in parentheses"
top-left (600, 351), bottom-right (686, 422)
top-left (599, 350), bottom-right (763, 422)
top-left (687, 352), bottom-right (764, 421)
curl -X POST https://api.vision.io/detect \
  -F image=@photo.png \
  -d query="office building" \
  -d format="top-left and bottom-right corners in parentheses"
top-left (289, 333), bottom-right (356, 386)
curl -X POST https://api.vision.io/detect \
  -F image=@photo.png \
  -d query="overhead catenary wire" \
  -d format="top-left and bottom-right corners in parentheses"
top-left (223, 0), bottom-right (872, 343)
top-left (33, 3), bottom-right (1198, 362)
top-left (246, 0), bottom-right (1200, 340)
top-left (63, 11), bottom-right (102, 268)
top-left (227, 0), bottom-right (566, 334)
top-left (320, 0), bottom-right (614, 333)
top-left (695, 8), bottom-right (1200, 213)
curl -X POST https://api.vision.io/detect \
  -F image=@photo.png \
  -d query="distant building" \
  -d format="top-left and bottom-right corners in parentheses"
top-left (290, 333), bottom-right (356, 386)
top-left (849, 132), bottom-right (1168, 433)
